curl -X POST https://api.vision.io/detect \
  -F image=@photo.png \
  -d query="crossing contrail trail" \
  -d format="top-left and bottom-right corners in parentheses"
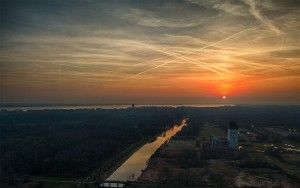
top-left (130, 41), bottom-right (225, 75)
top-left (127, 26), bottom-right (256, 79)
top-left (184, 26), bottom-right (257, 57)
top-left (126, 62), bottom-right (170, 79)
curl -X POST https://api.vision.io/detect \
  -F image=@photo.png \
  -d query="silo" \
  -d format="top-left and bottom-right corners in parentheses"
top-left (228, 121), bottom-right (238, 150)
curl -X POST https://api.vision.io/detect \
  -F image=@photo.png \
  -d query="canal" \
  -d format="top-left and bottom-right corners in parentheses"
top-left (106, 119), bottom-right (187, 182)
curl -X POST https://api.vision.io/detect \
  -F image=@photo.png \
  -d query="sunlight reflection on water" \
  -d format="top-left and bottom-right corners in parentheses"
top-left (107, 119), bottom-right (187, 181)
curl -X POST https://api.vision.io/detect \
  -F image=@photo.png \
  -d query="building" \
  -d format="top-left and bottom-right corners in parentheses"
top-left (203, 121), bottom-right (239, 153)
top-left (228, 121), bottom-right (238, 150)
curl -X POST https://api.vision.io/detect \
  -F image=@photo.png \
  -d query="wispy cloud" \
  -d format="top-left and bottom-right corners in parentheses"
top-left (243, 0), bottom-right (282, 35)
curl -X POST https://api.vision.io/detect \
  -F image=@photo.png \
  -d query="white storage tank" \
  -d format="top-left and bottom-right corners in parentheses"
top-left (228, 121), bottom-right (238, 150)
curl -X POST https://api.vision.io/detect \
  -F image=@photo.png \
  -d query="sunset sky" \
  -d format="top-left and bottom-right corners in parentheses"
top-left (1, 0), bottom-right (300, 105)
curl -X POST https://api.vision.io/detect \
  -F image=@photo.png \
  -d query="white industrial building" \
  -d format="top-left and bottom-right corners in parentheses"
top-left (228, 121), bottom-right (238, 150)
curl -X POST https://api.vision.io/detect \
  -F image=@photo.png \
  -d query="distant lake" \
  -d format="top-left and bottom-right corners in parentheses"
top-left (0, 104), bottom-right (231, 111)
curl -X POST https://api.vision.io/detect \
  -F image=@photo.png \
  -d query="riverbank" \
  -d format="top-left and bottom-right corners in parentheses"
top-left (105, 119), bottom-right (187, 181)
top-left (87, 136), bottom-right (152, 182)
top-left (87, 119), bottom-right (185, 182)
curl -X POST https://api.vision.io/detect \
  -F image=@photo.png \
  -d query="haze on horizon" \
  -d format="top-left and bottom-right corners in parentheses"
top-left (0, 0), bottom-right (299, 105)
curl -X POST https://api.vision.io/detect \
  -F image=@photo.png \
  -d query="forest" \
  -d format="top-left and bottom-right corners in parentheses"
top-left (0, 107), bottom-right (184, 178)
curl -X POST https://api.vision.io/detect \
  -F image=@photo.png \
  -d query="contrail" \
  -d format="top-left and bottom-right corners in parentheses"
top-left (243, 0), bottom-right (282, 35)
top-left (131, 41), bottom-right (224, 75)
top-left (125, 11), bottom-right (293, 80)
top-left (185, 26), bottom-right (257, 56)
top-left (127, 26), bottom-right (256, 78)
top-left (126, 62), bottom-right (170, 79)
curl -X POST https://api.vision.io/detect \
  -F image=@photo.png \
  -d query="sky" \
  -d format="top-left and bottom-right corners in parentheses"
top-left (0, 0), bottom-right (300, 105)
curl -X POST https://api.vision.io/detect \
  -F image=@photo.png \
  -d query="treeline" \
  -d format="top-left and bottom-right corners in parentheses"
top-left (0, 107), bottom-right (184, 178)
top-left (183, 105), bottom-right (300, 129)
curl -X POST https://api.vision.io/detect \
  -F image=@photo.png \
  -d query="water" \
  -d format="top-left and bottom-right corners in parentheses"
top-left (0, 104), bottom-right (230, 111)
top-left (106, 119), bottom-right (187, 182)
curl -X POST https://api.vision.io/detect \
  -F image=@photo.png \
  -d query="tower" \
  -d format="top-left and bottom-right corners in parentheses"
top-left (228, 121), bottom-right (238, 150)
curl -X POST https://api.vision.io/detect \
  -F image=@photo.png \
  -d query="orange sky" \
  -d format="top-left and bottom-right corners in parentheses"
top-left (1, 0), bottom-right (300, 104)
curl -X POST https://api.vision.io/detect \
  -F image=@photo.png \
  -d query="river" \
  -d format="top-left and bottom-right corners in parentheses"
top-left (106, 119), bottom-right (187, 182)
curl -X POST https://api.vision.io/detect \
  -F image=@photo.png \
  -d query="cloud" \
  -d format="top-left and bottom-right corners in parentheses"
top-left (243, 0), bottom-right (282, 35)
top-left (270, 49), bottom-right (300, 58)
top-left (212, 1), bottom-right (247, 16)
